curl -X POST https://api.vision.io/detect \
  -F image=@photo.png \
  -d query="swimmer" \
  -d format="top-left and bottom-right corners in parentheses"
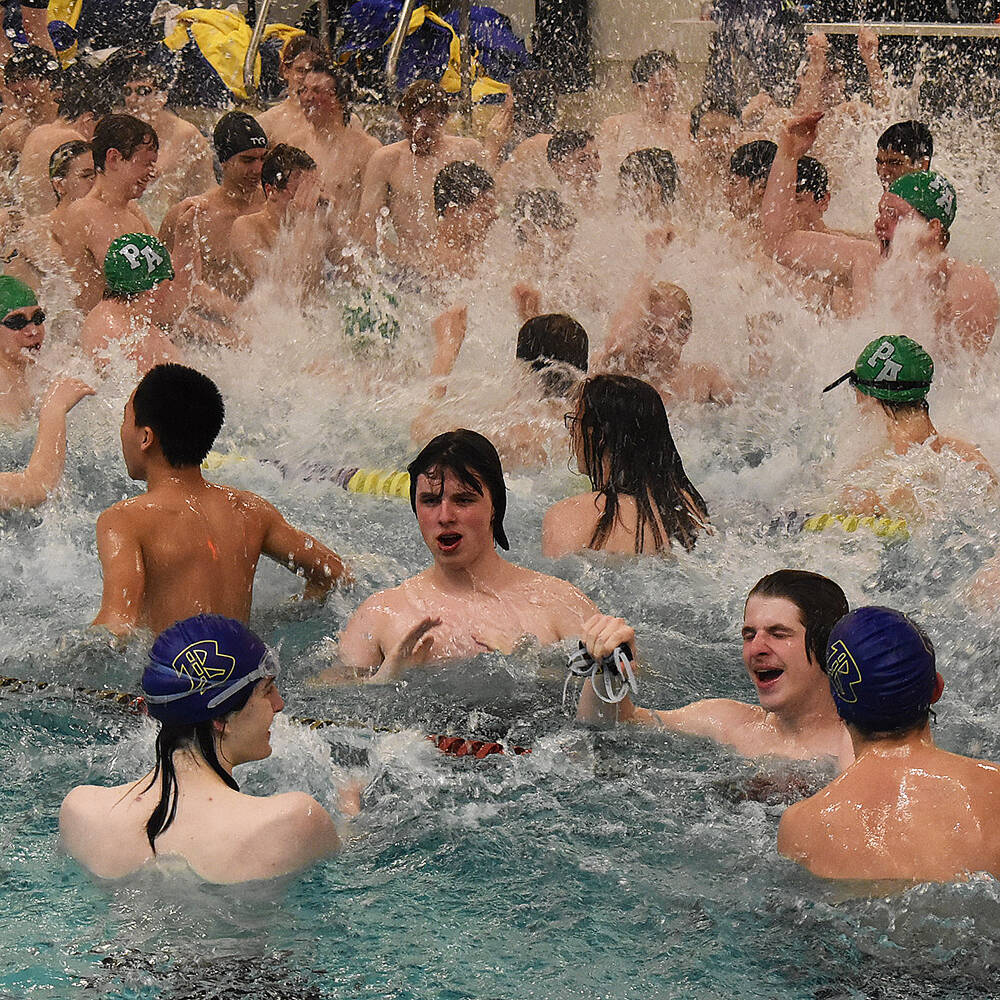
top-left (424, 160), bottom-right (498, 281)
top-left (576, 570), bottom-right (854, 769)
top-left (600, 281), bottom-right (735, 405)
top-left (4, 139), bottom-right (95, 289)
top-left (618, 147), bottom-right (679, 248)
top-left (60, 615), bottom-right (344, 882)
top-left (92, 364), bottom-right (349, 635)
top-left (255, 35), bottom-right (324, 147)
top-left (727, 140), bottom-right (775, 229)
top-left (875, 120), bottom-right (933, 193)
top-left (79, 233), bottom-right (181, 373)
top-left (823, 335), bottom-right (997, 519)
top-left (0, 46), bottom-right (59, 181)
top-left (318, 429), bottom-right (616, 682)
top-left (778, 607), bottom-right (1000, 882)
top-left (230, 143), bottom-right (337, 296)
top-left (57, 114), bottom-right (159, 311)
top-left (596, 50), bottom-right (694, 177)
top-left (16, 65), bottom-right (109, 216)
top-left (542, 374), bottom-right (710, 557)
top-left (159, 112), bottom-right (268, 299)
top-left (546, 130), bottom-right (601, 213)
top-left (413, 312), bottom-right (588, 469)
top-left (509, 188), bottom-right (577, 321)
top-left (687, 103), bottom-right (742, 201)
top-left (355, 81), bottom-right (486, 268)
top-left (0, 276), bottom-right (94, 507)
top-left (494, 70), bottom-right (559, 202)
top-left (118, 54), bottom-right (214, 212)
top-left (763, 113), bottom-right (999, 354)
top-left (294, 59), bottom-right (380, 243)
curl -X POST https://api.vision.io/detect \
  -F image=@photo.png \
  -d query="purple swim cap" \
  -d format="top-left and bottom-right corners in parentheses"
top-left (826, 606), bottom-right (936, 732)
top-left (142, 615), bottom-right (276, 725)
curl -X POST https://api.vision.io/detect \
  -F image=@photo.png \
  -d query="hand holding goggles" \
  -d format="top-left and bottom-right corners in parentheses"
top-left (564, 641), bottom-right (638, 709)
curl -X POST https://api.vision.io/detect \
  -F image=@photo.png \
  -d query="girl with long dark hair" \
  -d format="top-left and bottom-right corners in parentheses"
top-left (59, 615), bottom-right (343, 882)
top-left (542, 374), bottom-right (710, 557)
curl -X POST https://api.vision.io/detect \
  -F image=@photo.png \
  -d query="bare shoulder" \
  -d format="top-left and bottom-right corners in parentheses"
top-left (776, 793), bottom-right (817, 857)
top-left (97, 496), bottom-right (148, 528)
top-left (60, 781), bottom-right (133, 827)
top-left (260, 791), bottom-right (340, 850)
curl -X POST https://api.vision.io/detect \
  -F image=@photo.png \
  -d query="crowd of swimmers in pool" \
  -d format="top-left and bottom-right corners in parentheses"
top-left (0, 30), bottom-right (998, 887)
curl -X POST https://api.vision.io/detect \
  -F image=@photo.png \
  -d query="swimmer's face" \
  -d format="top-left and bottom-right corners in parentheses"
top-left (0, 306), bottom-right (45, 365)
top-left (794, 189), bottom-right (828, 230)
top-left (286, 52), bottom-right (321, 96)
top-left (218, 677), bottom-right (284, 764)
top-left (696, 112), bottom-right (739, 164)
top-left (742, 595), bottom-right (819, 714)
top-left (53, 151), bottom-right (96, 204)
top-left (123, 77), bottom-right (167, 120)
top-left (726, 174), bottom-right (764, 221)
top-left (876, 148), bottom-right (922, 191)
top-left (641, 67), bottom-right (677, 112)
top-left (415, 468), bottom-right (496, 568)
top-left (112, 139), bottom-right (158, 199)
top-left (875, 191), bottom-right (923, 255)
top-left (405, 106), bottom-right (448, 153)
top-left (224, 148), bottom-right (268, 189)
top-left (298, 71), bottom-right (344, 124)
top-left (554, 142), bottom-right (600, 191)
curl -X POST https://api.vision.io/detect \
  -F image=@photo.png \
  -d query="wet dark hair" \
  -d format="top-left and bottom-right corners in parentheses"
top-left (92, 113), bottom-right (158, 171)
top-left (575, 374), bottom-right (708, 553)
top-left (398, 79), bottom-right (449, 121)
top-left (407, 429), bottom-right (509, 550)
top-left (143, 719), bottom-right (240, 851)
top-left (123, 54), bottom-right (173, 91)
top-left (304, 59), bottom-right (352, 125)
top-left (261, 143), bottom-right (316, 192)
top-left (516, 314), bottom-right (588, 398)
top-left (878, 120), bottom-right (933, 163)
top-left (433, 160), bottom-right (494, 216)
top-left (796, 155), bottom-right (828, 201)
top-left (878, 398), bottom-right (930, 420)
top-left (546, 129), bottom-right (594, 165)
top-left (729, 140), bottom-right (776, 183)
top-left (133, 363), bottom-right (224, 468)
top-left (511, 69), bottom-right (557, 133)
top-left (631, 49), bottom-right (678, 85)
top-left (511, 188), bottom-right (576, 242)
top-left (281, 34), bottom-right (324, 66)
top-left (57, 63), bottom-right (113, 120)
top-left (747, 570), bottom-right (849, 667)
top-left (4, 45), bottom-right (58, 86)
top-left (619, 148), bottom-right (678, 206)
top-left (690, 100), bottom-right (738, 137)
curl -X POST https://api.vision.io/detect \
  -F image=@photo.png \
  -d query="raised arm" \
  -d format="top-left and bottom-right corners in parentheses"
top-left (793, 33), bottom-right (828, 114)
top-left (858, 28), bottom-right (889, 110)
top-left (260, 502), bottom-right (349, 599)
top-left (0, 378), bottom-right (94, 510)
top-left (91, 507), bottom-right (145, 635)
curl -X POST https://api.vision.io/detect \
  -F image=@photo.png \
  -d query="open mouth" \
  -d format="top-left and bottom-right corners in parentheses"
top-left (754, 667), bottom-right (784, 686)
top-left (436, 532), bottom-right (462, 553)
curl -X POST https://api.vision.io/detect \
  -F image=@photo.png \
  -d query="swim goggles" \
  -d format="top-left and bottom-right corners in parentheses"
top-left (563, 641), bottom-right (638, 709)
top-left (2, 309), bottom-right (45, 330)
top-left (143, 647), bottom-right (280, 711)
top-left (822, 370), bottom-right (931, 394)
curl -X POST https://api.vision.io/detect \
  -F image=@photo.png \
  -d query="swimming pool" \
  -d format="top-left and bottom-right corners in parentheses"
top-left (5, 101), bottom-right (1000, 998)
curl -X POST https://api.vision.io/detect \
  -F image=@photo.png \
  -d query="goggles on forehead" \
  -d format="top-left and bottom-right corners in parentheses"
top-left (2, 309), bottom-right (45, 330)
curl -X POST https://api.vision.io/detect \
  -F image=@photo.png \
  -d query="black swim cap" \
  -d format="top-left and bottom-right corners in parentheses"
top-left (214, 111), bottom-right (268, 163)
top-left (407, 429), bottom-right (510, 550)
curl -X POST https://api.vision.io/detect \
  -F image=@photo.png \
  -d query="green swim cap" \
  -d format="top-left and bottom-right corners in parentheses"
top-left (104, 233), bottom-right (174, 296)
top-left (888, 170), bottom-right (957, 230)
top-left (823, 335), bottom-right (934, 403)
top-left (0, 275), bottom-right (38, 318)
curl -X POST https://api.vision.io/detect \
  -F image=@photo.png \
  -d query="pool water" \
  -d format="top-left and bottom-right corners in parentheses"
top-left (4, 103), bottom-right (1000, 998)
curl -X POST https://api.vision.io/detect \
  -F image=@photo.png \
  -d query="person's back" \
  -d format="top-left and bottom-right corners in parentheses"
top-left (779, 606), bottom-right (1000, 882)
top-left (61, 616), bottom-right (342, 883)
top-left (93, 365), bottom-right (347, 635)
top-left (781, 741), bottom-right (1000, 881)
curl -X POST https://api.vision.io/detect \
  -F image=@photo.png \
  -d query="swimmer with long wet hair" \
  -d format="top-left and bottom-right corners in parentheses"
top-left (542, 374), bottom-right (709, 558)
top-left (779, 607), bottom-right (1000, 882)
top-left (577, 570), bottom-right (854, 769)
top-left (60, 615), bottom-right (343, 882)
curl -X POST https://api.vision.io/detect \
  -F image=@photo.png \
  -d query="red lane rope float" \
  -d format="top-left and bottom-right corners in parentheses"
top-left (0, 675), bottom-right (533, 759)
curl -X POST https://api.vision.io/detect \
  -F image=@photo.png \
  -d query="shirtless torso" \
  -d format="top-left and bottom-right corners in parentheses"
top-left (779, 735), bottom-right (1000, 881)
top-left (356, 133), bottom-right (485, 267)
top-left (79, 297), bottom-right (180, 374)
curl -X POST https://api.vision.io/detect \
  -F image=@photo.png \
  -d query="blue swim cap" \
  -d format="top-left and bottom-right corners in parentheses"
top-left (142, 615), bottom-right (277, 725)
top-left (826, 607), bottom-right (936, 732)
